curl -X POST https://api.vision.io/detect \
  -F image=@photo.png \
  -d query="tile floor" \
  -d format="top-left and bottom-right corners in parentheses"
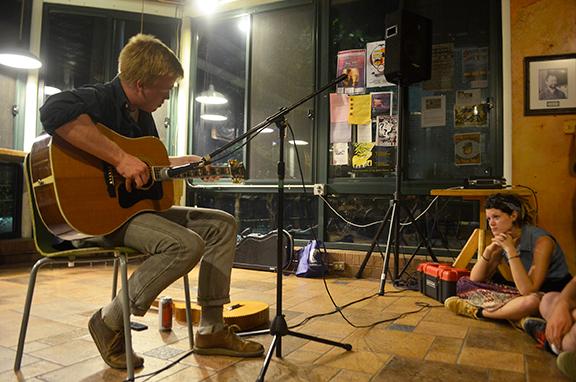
top-left (0, 262), bottom-right (567, 381)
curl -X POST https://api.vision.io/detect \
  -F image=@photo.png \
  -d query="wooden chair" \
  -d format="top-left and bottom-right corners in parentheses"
top-left (14, 154), bottom-right (194, 381)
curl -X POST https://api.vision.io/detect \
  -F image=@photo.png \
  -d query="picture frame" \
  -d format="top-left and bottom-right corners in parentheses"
top-left (524, 53), bottom-right (576, 115)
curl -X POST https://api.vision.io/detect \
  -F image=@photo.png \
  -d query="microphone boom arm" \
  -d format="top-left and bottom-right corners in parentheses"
top-left (200, 73), bottom-right (349, 165)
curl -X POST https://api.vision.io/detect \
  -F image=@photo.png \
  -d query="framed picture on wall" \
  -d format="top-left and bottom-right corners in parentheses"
top-left (524, 53), bottom-right (576, 115)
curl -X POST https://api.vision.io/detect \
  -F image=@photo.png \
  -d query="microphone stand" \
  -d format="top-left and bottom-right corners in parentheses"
top-left (194, 73), bottom-right (353, 382)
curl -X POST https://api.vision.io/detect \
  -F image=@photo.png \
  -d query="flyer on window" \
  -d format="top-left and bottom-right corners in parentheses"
top-left (423, 43), bottom-right (454, 91)
top-left (352, 142), bottom-right (375, 168)
top-left (356, 123), bottom-right (372, 143)
top-left (454, 104), bottom-right (487, 127)
top-left (329, 93), bottom-right (349, 123)
top-left (366, 41), bottom-right (393, 88)
top-left (455, 89), bottom-right (482, 106)
top-left (348, 94), bottom-right (371, 124)
top-left (462, 47), bottom-right (488, 88)
top-left (454, 132), bottom-right (481, 166)
top-left (376, 115), bottom-right (398, 146)
top-left (332, 142), bottom-right (349, 166)
top-left (336, 49), bottom-right (366, 95)
top-left (330, 122), bottom-right (351, 143)
top-left (371, 91), bottom-right (393, 116)
top-left (421, 95), bottom-right (446, 128)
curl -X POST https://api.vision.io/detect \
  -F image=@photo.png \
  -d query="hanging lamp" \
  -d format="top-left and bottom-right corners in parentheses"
top-left (195, 84), bottom-right (228, 105)
top-left (0, 0), bottom-right (42, 70)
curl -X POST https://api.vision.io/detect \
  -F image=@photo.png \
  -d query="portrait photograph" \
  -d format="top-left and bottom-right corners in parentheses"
top-left (524, 53), bottom-right (576, 115)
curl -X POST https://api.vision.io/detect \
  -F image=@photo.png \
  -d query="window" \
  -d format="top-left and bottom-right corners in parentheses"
top-left (191, 3), bottom-right (315, 182)
top-left (328, 0), bottom-right (502, 185)
top-left (249, 5), bottom-right (315, 181)
top-left (191, 15), bottom-right (248, 166)
top-left (40, 4), bottom-right (180, 144)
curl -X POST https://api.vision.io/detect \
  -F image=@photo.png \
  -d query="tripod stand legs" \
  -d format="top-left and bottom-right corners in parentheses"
top-left (255, 314), bottom-right (352, 382)
top-left (355, 204), bottom-right (393, 279)
top-left (378, 202), bottom-right (397, 295)
top-left (357, 198), bottom-right (438, 284)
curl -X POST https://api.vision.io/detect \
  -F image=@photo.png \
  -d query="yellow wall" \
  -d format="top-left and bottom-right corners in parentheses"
top-left (511, 0), bottom-right (576, 272)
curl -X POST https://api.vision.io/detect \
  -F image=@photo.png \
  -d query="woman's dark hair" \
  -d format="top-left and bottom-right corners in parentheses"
top-left (485, 193), bottom-right (533, 226)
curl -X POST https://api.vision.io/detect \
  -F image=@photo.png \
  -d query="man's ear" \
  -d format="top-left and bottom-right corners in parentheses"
top-left (135, 79), bottom-right (144, 91)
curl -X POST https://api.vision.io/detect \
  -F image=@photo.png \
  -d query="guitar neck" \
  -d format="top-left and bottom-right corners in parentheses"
top-left (151, 165), bottom-right (232, 180)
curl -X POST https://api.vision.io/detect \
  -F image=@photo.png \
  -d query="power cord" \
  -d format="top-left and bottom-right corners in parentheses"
top-left (286, 125), bottom-right (443, 330)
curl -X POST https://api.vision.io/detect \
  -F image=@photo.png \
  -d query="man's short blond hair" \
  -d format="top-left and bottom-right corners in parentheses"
top-left (118, 34), bottom-right (183, 85)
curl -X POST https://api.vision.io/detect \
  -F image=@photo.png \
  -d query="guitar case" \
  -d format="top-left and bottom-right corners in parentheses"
top-left (234, 230), bottom-right (294, 272)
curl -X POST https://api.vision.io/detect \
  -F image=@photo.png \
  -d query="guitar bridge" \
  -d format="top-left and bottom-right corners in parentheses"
top-left (102, 163), bottom-right (116, 197)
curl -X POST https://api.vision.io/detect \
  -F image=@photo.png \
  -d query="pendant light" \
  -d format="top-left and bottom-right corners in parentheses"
top-left (0, 0), bottom-right (42, 70)
top-left (195, 84), bottom-right (228, 105)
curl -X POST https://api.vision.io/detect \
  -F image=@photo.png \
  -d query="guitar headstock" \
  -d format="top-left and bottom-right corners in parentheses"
top-left (227, 159), bottom-right (245, 183)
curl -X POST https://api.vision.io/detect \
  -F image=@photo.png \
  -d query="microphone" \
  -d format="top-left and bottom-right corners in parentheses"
top-left (157, 162), bottom-right (200, 181)
top-left (335, 72), bottom-right (349, 84)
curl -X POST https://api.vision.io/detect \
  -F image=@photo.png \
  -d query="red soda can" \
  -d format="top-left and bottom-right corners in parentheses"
top-left (159, 296), bottom-right (173, 331)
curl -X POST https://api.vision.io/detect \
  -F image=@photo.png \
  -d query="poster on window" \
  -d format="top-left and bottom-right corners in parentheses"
top-left (366, 41), bottom-right (393, 88)
top-left (423, 43), bottom-right (454, 91)
top-left (332, 143), bottom-right (349, 166)
top-left (376, 115), bottom-right (398, 147)
top-left (371, 92), bottom-right (393, 116)
top-left (337, 49), bottom-right (366, 95)
top-left (421, 95), bottom-right (446, 127)
top-left (352, 142), bottom-right (375, 168)
top-left (454, 132), bottom-right (481, 166)
top-left (454, 104), bottom-right (487, 128)
top-left (462, 47), bottom-right (488, 88)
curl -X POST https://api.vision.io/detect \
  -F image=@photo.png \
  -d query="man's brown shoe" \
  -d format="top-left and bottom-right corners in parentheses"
top-left (194, 324), bottom-right (264, 357)
top-left (88, 309), bottom-right (144, 369)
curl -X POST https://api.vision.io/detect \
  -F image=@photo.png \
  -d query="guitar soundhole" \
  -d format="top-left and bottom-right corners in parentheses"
top-left (117, 182), bottom-right (164, 208)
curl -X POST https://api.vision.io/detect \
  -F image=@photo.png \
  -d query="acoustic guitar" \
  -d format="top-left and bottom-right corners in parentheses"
top-left (29, 123), bottom-right (244, 240)
top-left (152, 299), bottom-right (269, 331)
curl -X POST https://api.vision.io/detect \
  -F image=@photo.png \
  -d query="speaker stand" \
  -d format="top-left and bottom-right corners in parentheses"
top-left (354, 84), bottom-right (437, 288)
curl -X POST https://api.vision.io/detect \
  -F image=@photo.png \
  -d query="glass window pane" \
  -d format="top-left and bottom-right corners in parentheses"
top-left (328, 0), bottom-right (500, 182)
top-left (249, 5), bottom-right (314, 181)
top-left (192, 16), bottom-right (247, 165)
top-left (324, 194), bottom-right (476, 253)
top-left (43, 10), bottom-right (110, 90)
top-left (190, 190), bottom-right (318, 241)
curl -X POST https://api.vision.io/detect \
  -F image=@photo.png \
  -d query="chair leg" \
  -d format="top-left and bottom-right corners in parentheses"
top-left (182, 274), bottom-right (194, 349)
top-left (14, 257), bottom-right (52, 371)
top-left (112, 258), bottom-right (119, 300)
top-left (117, 252), bottom-right (134, 381)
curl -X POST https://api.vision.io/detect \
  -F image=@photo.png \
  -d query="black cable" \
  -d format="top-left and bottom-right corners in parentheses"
top-left (124, 349), bottom-right (194, 382)
top-left (286, 125), bottom-right (443, 329)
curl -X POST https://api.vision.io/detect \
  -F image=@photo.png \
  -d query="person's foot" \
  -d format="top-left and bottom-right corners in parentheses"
top-left (194, 324), bottom-right (264, 357)
top-left (88, 309), bottom-right (144, 369)
top-left (557, 351), bottom-right (576, 380)
top-left (444, 296), bottom-right (479, 319)
top-left (521, 317), bottom-right (556, 354)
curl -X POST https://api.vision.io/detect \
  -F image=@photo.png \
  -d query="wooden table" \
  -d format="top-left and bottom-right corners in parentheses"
top-left (430, 188), bottom-right (533, 269)
top-left (0, 148), bottom-right (26, 163)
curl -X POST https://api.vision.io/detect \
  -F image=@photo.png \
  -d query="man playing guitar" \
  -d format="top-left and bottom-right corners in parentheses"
top-left (39, 34), bottom-right (263, 370)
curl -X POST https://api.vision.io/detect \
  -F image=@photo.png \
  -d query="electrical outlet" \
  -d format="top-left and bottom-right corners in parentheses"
top-left (313, 184), bottom-right (325, 196)
top-left (333, 261), bottom-right (345, 271)
top-left (564, 120), bottom-right (576, 134)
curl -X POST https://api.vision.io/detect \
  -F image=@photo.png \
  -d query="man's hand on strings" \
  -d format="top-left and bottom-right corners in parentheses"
top-left (116, 153), bottom-right (150, 192)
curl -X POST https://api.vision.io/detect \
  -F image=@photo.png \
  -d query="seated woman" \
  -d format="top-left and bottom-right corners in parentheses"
top-left (444, 193), bottom-right (572, 322)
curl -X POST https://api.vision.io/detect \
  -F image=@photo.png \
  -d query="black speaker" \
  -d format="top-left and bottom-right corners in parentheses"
top-left (384, 10), bottom-right (432, 86)
top-left (234, 230), bottom-right (294, 272)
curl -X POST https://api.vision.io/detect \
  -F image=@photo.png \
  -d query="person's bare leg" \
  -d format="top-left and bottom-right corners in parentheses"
top-left (482, 294), bottom-right (541, 321)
